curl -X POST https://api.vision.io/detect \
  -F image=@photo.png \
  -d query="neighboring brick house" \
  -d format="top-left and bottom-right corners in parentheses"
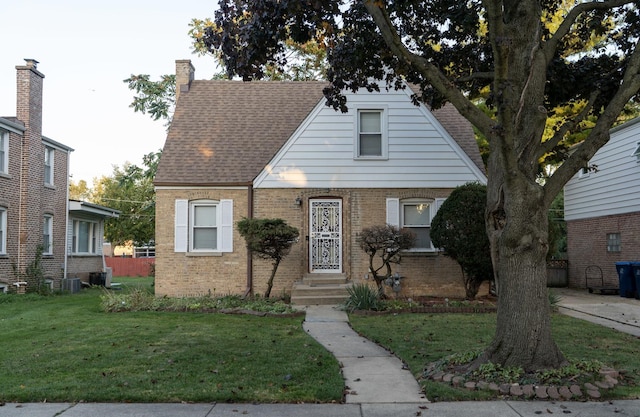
top-left (564, 117), bottom-right (640, 291)
top-left (0, 60), bottom-right (73, 292)
top-left (154, 60), bottom-right (487, 302)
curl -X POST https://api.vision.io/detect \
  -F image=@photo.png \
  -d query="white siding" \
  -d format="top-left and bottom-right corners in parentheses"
top-left (565, 118), bottom-right (640, 221)
top-left (254, 87), bottom-right (486, 189)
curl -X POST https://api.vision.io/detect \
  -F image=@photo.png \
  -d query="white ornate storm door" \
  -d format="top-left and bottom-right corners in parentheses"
top-left (309, 199), bottom-right (342, 273)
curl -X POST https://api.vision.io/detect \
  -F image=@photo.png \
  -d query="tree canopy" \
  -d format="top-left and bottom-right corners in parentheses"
top-left (92, 151), bottom-right (160, 247)
top-left (201, 0), bottom-right (640, 372)
top-left (124, 20), bottom-right (328, 124)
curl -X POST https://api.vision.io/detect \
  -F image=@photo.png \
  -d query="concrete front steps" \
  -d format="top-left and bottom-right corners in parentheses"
top-left (291, 274), bottom-right (352, 305)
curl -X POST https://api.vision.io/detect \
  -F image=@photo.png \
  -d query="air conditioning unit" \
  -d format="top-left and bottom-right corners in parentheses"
top-left (62, 278), bottom-right (81, 294)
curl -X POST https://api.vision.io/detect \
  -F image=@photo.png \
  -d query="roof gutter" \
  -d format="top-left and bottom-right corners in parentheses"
top-left (243, 184), bottom-right (254, 298)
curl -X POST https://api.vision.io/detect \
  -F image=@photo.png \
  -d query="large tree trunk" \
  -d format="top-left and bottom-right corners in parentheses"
top-left (468, 0), bottom-right (567, 372)
top-left (479, 170), bottom-right (567, 372)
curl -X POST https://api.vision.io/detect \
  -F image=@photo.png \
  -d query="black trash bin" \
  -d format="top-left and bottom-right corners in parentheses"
top-left (631, 262), bottom-right (640, 299)
top-left (89, 272), bottom-right (107, 286)
top-left (615, 262), bottom-right (636, 298)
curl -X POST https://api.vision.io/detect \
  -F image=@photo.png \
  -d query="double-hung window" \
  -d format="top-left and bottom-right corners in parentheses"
top-left (607, 233), bottom-right (621, 252)
top-left (174, 199), bottom-right (233, 253)
top-left (43, 215), bottom-right (53, 255)
top-left (386, 198), bottom-right (445, 251)
top-left (355, 108), bottom-right (388, 159)
top-left (44, 146), bottom-right (54, 185)
top-left (72, 219), bottom-right (98, 254)
top-left (0, 130), bottom-right (7, 175)
top-left (0, 207), bottom-right (6, 254)
top-left (191, 201), bottom-right (218, 251)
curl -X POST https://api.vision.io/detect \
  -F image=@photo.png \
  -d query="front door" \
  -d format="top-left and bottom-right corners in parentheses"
top-left (309, 199), bottom-right (342, 273)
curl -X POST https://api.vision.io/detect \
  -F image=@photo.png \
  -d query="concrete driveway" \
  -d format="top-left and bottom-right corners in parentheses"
top-left (554, 288), bottom-right (640, 337)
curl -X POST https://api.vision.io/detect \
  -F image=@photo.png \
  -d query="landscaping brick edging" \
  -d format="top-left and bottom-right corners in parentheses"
top-left (212, 308), bottom-right (306, 318)
top-left (351, 306), bottom-right (497, 315)
top-left (428, 367), bottom-right (621, 400)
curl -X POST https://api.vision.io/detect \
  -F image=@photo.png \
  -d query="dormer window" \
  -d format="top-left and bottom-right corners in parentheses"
top-left (355, 107), bottom-right (388, 160)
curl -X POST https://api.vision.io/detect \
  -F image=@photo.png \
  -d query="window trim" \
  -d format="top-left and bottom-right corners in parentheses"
top-left (386, 197), bottom-right (445, 252)
top-left (0, 130), bottom-right (7, 175)
top-left (72, 219), bottom-right (99, 254)
top-left (607, 232), bottom-right (621, 252)
top-left (632, 142), bottom-right (640, 162)
top-left (0, 207), bottom-right (6, 255)
top-left (174, 199), bottom-right (233, 254)
top-left (189, 200), bottom-right (220, 252)
top-left (43, 214), bottom-right (53, 255)
top-left (44, 146), bottom-right (54, 185)
top-left (354, 106), bottom-right (388, 160)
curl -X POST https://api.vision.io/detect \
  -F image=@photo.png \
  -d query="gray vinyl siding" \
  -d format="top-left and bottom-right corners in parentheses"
top-left (565, 117), bottom-right (640, 221)
top-left (254, 87), bottom-right (486, 189)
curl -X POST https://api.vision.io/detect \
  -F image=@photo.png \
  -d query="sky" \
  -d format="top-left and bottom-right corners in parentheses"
top-left (0, 0), bottom-right (220, 184)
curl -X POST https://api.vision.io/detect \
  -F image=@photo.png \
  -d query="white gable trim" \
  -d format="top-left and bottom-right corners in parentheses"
top-left (253, 98), bottom-right (327, 187)
top-left (397, 86), bottom-right (486, 183)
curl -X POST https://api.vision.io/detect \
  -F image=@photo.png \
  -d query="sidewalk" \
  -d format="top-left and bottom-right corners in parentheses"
top-left (2, 399), bottom-right (640, 416)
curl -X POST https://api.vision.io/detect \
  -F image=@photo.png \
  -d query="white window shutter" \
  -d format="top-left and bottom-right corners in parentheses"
top-left (174, 199), bottom-right (188, 252)
top-left (433, 198), bottom-right (446, 219)
top-left (220, 199), bottom-right (233, 252)
top-left (386, 198), bottom-right (400, 227)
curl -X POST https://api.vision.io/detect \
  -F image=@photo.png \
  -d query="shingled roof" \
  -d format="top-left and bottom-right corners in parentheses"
top-left (154, 80), bottom-right (484, 186)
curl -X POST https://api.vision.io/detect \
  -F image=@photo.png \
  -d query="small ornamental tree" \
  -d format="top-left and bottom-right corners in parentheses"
top-left (358, 224), bottom-right (416, 297)
top-left (431, 183), bottom-right (493, 300)
top-left (236, 218), bottom-right (299, 298)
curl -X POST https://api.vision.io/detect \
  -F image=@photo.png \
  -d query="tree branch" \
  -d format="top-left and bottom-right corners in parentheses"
top-left (544, 37), bottom-right (640, 205)
top-left (362, 0), bottom-right (495, 137)
top-left (538, 90), bottom-right (599, 159)
top-left (542, 0), bottom-right (636, 63)
top-left (455, 72), bottom-right (495, 83)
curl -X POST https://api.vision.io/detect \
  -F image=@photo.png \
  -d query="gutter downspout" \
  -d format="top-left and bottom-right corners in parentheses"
top-left (63, 158), bottom-right (71, 282)
top-left (244, 184), bottom-right (254, 298)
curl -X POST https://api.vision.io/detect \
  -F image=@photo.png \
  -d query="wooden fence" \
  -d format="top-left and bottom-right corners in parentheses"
top-left (105, 257), bottom-right (155, 277)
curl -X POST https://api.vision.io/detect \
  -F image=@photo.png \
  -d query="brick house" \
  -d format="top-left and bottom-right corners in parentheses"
top-left (564, 117), bottom-right (640, 291)
top-left (0, 60), bottom-right (73, 293)
top-left (154, 60), bottom-right (487, 302)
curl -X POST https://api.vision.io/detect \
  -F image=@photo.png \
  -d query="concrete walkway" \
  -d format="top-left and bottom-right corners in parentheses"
top-left (302, 305), bottom-right (429, 403)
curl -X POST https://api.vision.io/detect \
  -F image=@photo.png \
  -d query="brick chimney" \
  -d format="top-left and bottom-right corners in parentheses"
top-left (175, 59), bottom-right (195, 102)
top-left (16, 59), bottom-right (44, 135)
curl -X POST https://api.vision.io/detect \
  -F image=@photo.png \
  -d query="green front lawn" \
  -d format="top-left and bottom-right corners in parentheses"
top-left (0, 283), bottom-right (343, 403)
top-left (349, 312), bottom-right (640, 401)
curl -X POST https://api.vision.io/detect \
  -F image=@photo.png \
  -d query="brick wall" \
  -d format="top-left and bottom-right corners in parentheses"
top-left (567, 211), bottom-right (640, 289)
top-left (0, 128), bottom-right (23, 284)
top-left (67, 256), bottom-right (104, 281)
top-left (155, 188), bottom-right (250, 297)
top-left (0, 61), bottom-right (70, 290)
top-left (155, 187), bottom-right (469, 298)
